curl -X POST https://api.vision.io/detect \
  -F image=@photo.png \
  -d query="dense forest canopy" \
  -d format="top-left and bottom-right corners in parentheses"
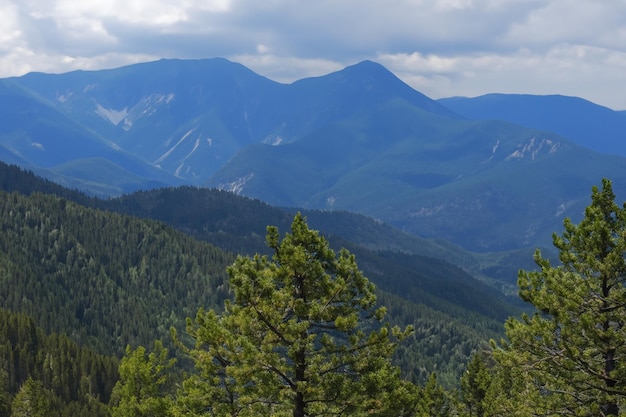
top-left (0, 190), bottom-right (233, 355)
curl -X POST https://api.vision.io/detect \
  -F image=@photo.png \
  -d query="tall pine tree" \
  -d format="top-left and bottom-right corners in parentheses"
top-left (174, 213), bottom-right (413, 417)
top-left (492, 179), bottom-right (626, 416)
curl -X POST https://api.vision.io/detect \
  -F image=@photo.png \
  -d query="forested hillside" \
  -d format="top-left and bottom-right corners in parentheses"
top-left (0, 309), bottom-right (118, 416)
top-left (0, 163), bottom-right (520, 385)
top-left (100, 185), bottom-right (539, 291)
top-left (0, 190), bottom-right (233, 354)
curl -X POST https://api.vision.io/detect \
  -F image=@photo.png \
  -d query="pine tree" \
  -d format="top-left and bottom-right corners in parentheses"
top-left (109, 341), bottom-right (176, 417)
top-left (460, 353), bottom-right (491, 417)
top-left (415, 373), bottom-right (451, 417)
top-left (10, 378), bottom-right (61, 417)
top-left (492, 179), bottom-right (626, 415)
top-left (0, 367), bottom-right (10, 417)
top-left (174, 213), bottom-right (413, 417)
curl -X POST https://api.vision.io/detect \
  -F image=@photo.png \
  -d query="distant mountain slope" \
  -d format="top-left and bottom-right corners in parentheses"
top-left (103, 185), bottom-right (514, 282)
top-left (5, 58), bottom-right (458, 188)
top-left (104, 186), bottom-right (521, 318)
top-left (207, 96), bottom-right (626, 251)
top-left (0, 160), bottom-right (536, 288)
top-left (8, 58), bottom-right (280, 184)
top-left (438, 94), bottom-right (626, 156)
top-left (0, 79), bottom-right (181, 195)
top-left (273, 60), bottom-right (461, 143)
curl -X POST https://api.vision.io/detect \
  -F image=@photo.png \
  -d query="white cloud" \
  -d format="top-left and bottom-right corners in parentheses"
top-left (381, 44), bottom-right (626, 110)
top-left (503, 1), bottom-right (626, 49)
top-left (1, 0), bottom-right (626, 109)
top-left (25, 0), bottom-right (230, 25)
top-left (0, 2), bottom-right (21, 46)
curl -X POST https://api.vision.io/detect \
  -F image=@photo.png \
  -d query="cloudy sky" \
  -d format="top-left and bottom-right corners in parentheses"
top-left (2, 0), bottom-right (626, 109)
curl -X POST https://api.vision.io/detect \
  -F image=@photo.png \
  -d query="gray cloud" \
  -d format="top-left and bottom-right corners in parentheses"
top-left (2, 0), bottom-right (626, 109)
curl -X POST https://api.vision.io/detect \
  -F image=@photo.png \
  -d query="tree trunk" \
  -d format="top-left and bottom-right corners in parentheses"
top-left (294, 273), bottom-right (307, 417)
top-left (603, 347), bottom-right (618, 416)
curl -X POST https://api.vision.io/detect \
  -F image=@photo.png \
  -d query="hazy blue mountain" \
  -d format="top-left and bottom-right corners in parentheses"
top-left (4, 58), bottom-right (626, 251)
top-left (270, 60), bottom-right (461, 143)
top-left (207, 96), bottom-right (626, 251)
top-left (438, 94), bottom-right (626, 156)
top-left (6, 58), bottom-right (458, 185)
top-left (0, 79), bottom-right (182, 195)
top-left (10, 58), bottom-right (283, 183)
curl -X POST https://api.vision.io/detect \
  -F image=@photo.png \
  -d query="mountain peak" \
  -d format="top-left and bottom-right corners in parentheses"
top-left (294, 60), bottom-right (460, 119)
top-left (334, 59), bottom-right (407, 85)
top-left (337, 60), bottom-right (408, 86)
top-left (345, 59), bottom-right (389, 72)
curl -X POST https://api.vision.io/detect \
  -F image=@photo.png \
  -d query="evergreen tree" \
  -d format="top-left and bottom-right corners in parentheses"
top-left (174, 213), bottom-right (413, 417)
top-left (492, 179), bottom-right (626, 415)
top-left (415, 373), bottom-right (452, 417)
top-left (459, 353), bottom-right (491, 417)
top-left (0, 368), bottom-right (11, 417)
top-left (481, 353), bottom-right (538, 417)
top-left (10, 378), bottom-right (61, 417)
top-left (109, 341), bottom-right (176, 417)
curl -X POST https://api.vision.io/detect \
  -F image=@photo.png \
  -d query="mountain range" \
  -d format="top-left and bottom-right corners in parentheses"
top-left (2, 57), bottom-right (626, 251)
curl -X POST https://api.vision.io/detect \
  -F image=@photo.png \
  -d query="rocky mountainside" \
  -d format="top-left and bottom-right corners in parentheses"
top-left (439, 94), bottom-right (626, 156)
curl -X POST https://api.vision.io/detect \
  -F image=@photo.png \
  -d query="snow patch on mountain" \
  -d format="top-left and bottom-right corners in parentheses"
top-left (95, 104), bottom-right (128, 126)
top-left (173, 138), bottom-right (207, 178)
top-left (56, 91), bottom-right (73, 103)
top-left (95, 93), bottom-right (176, 130)
top-left (155, 129), bottom-right (196, 165)
top-left (109, 141), bottom-right (122, 151)
top-left (186, 138), bottom-right (201, 158)
top-left (492, 140), bottom-right (500, 154)
top-left (484, 139), bottom-right (500, 163)
top-left (218, 173), bottom-right (255, 195)
top-left (506, 137), bottom-right (560, 160)
top-left (409, 204), bottom-right (445, 217)
top-left (554, 200), bottom-right (576, 217)
top-left (264, 136), bottom-right (283, 145)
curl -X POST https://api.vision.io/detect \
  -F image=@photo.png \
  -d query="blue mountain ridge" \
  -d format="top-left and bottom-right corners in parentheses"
top-left (2, 58), bottom-right (626, 251)
top-left (438, 94), bottom-right (626, 156)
